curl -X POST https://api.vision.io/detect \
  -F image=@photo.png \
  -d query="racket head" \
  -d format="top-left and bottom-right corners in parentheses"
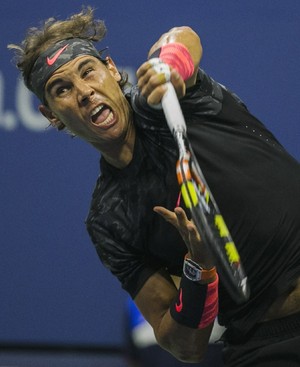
top-left (177, 148), bottom-right (250, 304)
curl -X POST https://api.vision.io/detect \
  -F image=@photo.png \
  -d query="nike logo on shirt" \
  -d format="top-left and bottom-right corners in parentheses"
top-left (46, 44), bottom-right (69, 66)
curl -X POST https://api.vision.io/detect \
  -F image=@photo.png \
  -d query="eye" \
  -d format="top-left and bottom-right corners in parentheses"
top-left (55, 85), bottom-right (70, 96)
top-left (82, 67), bottom-right (94, 78)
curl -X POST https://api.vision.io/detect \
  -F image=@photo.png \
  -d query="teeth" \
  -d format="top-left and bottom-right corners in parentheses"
top-left (91, 105), bottom-right (104, 117)
top-left (101, 111), bottom-right (114, 126)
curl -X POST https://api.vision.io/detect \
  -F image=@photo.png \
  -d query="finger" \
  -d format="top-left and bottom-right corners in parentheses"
top-left (174, 206), bottom-right (190, 224)
top-left (137, 68), bottom-right (153, 92)
top-left (153, 205), bottom-right (173, 216)
top-left (137, 63), bottom-right (158, 93)
top-left (137, 59), bottom-right (170, 97)
top-left (187, 222), bottom-right (201, 242)
top-left (137, 60), bottom-right (169, 88)
top-left (137, 60), bottom-right (185, 94)
top-left (148, 58), bottom-right (171, 83)
top-left (136, 61), bottom-right (152, 80)
top-left (146, 83), bottom-right (168, 105)
top-left (145, 70), bottom-right (186, 104)
top-left (139, 67), bottom-right (169, 92)
top-left (169, 69), bottom-right (186, 99)
top-left (173, 207), bottom-right (193, 239)
top-left (153, 206), bottom-right (177, 225)
top-left (137, 72), bottom-right (168, 104)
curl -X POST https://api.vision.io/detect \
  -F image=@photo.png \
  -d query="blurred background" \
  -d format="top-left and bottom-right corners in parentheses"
top-left (0, 1), bottom-right (299, 366)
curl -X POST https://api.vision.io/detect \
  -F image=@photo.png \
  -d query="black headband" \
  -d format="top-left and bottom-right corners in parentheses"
top-left (27, 38), bottom-right (103, 102)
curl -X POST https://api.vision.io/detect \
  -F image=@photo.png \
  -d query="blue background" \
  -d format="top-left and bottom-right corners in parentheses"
top-left (0, 0), bottom-right (299, 347)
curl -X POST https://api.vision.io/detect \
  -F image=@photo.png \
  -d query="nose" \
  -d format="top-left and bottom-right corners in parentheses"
top-left (76, 80), bottom-right (95, 105)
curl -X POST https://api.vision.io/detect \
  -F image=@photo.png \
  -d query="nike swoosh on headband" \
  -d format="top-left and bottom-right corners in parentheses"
top-left (46, 44), bottom-right (69, 66)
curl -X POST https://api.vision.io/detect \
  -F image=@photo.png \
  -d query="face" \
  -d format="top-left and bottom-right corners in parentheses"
top-left (40, 55), bottom-right (132, 150)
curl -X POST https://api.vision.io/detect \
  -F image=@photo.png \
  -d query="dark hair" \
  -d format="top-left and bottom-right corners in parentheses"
top-left (8, 6), bottom-right (128, 93)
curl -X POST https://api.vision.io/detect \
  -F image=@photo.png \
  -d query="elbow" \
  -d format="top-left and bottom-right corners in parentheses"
top-left (173, 350), bottom-right (206, 363)
top-left (164, 345), bottom-right (206, 363)
top-left (157, 334), bottom-right (207, 363)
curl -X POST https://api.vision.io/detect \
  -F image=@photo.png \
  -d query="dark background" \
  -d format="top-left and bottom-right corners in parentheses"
top-left (0, 0), bottom-right (299, 349)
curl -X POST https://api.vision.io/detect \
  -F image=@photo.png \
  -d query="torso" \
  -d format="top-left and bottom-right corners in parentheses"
top-left (262, 276), bottom-right (300, 321)
top-left (87, 70), bottom-right (300, 337)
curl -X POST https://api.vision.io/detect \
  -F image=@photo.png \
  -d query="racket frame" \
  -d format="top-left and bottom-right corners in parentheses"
top-left (162, 83), bottom-right (250, 303)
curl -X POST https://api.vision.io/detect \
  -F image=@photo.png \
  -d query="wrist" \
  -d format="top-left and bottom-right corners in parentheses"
top-left (183, 255), bottom-right (216, 283)
top-left (170, 272), bottom-right (219, 329)
top-left (149, 42), bottom-right (195, 81)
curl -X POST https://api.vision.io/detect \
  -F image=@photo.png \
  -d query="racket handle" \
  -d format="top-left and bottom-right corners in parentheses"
top-left (161, 82), bottom-right (187, 135)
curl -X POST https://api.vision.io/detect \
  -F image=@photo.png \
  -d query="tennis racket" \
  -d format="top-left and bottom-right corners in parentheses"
top-left (161, 82), bottom-right (250, 304)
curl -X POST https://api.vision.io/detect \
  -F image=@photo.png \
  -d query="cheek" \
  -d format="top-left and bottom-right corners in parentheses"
top-left (99, 69), bottom-right (122, 94)
top-left (54, 107), bottom-right (83, 133)
top-left (105, 79), bottom-right (127, 105)
top-left (56, 108), bottom-right (77, 124)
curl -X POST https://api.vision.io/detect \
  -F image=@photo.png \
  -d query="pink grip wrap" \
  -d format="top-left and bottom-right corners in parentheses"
top-left (159, 43), bottom-right (195, 80)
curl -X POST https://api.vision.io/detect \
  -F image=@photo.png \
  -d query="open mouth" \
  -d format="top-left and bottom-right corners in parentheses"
top-left (90, 104), bottom-right (115, 127)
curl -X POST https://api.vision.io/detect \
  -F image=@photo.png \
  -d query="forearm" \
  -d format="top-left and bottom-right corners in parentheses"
top-left (148, 26), bottom-right (202, 87)
top-left (156, 308), bottom-right (214, 362)
top-left (137, 26), bottom-right (202, 106)
top-left (134, 269), bottom-right (216, 363)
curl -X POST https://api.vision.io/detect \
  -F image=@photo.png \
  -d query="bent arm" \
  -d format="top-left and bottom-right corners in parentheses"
top-left (134, 207), bottom-right (217, 363)
top-left (134, 269), bottom-right (214, 362)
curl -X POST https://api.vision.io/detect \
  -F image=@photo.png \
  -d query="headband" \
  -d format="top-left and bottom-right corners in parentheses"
top-left (27, 38), bottom-right (104, 102)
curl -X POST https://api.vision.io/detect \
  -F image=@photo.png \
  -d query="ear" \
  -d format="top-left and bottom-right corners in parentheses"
top-left (39, 105), bottom-right (65, 130)
top-left (105, 57), bottom-right (122, 82)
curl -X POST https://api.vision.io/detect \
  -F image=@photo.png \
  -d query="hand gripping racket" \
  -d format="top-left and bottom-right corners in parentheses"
top-left (162, 83), bottom-right (250, 304)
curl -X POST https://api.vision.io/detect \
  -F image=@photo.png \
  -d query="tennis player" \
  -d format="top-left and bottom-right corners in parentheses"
top-left (9, 7), bottom-right (300, 366)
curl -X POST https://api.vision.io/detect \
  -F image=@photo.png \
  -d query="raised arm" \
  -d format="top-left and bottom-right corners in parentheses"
top-left (137, 26), bottom-right (203, 106)
top-left (133, 28), bottom-right (218, 362)
top-left (148, 26), bottom-right (202, 85)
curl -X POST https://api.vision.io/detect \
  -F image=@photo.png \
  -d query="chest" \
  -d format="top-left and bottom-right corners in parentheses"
top-left (117, 156), bottom-right (187, 274)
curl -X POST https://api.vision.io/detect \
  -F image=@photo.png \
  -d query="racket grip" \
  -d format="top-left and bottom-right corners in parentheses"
top-left (162, 82), bottom-right (187, 135)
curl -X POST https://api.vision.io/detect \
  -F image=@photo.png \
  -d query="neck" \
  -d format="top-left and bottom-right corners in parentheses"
top-left (92, 122), bottom-right (136, 169)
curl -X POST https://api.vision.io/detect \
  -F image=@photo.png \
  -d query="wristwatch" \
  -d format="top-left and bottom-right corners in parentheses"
top-left (183, 257), bottom-right (216, 282)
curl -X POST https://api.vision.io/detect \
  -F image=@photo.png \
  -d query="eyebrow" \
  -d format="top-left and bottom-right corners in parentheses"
top-left (46, 57), bottom-right (97, 96)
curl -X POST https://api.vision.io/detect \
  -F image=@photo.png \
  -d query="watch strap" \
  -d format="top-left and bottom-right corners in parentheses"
top-left (183, 257), bottom-right (216, 282)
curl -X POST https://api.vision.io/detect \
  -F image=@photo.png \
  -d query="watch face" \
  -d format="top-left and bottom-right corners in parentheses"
top-left (184, 259), bottom-right (201, 281)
